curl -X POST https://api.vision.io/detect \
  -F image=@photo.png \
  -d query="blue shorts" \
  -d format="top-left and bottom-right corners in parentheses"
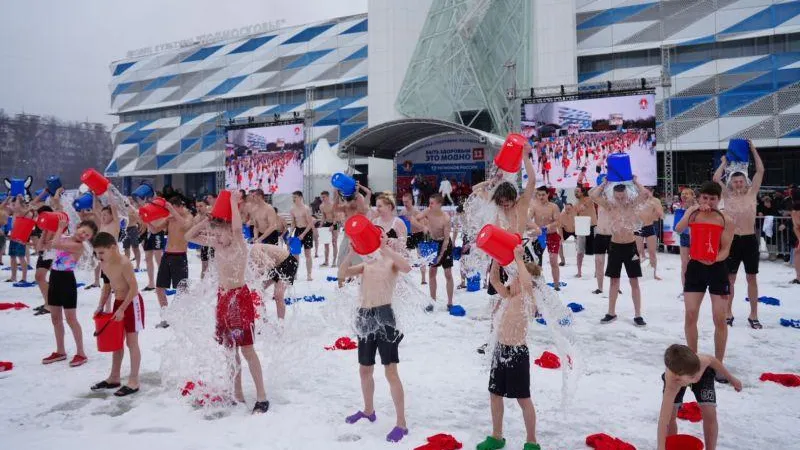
top-left (679, 233), bottom-right (690, 248)
top-left (8, 241), bottom-right (26, 257)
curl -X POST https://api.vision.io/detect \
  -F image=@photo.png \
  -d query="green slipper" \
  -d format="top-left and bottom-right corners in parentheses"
top-left (477, 435), bottom-right (506, 450)
top-left (523, 443), bottom-right (541, 450)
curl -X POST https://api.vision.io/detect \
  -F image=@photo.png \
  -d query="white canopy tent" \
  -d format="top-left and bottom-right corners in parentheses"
top-left (307, 138), bottom-right (359, 197)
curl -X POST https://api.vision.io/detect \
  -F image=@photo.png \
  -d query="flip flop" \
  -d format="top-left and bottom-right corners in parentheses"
top-left (113, 386), bottom-right (139, 397)
top-left (748, 318), bottom-right (763, 330)
top-left (91, 380), bottom-right (122, 391)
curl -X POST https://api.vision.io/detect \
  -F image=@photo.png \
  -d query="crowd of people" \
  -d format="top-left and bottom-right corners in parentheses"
top-left (1, 137), bottom-right (799, 449)
top-left (224, 149), bottom-right (303, 193)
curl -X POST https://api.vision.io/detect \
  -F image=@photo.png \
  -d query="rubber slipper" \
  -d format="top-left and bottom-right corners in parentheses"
top-left (345, 410), bottom-right (376, 424)
top-left (113, 386), bottom-right (139, 397)
top-left (748, 318), bottom-right (763, 329)
top-left (91, 380), bottom-right (122, 391)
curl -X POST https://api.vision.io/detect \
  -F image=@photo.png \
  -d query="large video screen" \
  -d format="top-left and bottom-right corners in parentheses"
top-left (225, 123), bottom-right (304, 194)
top-left (521, 93), bottom-right (657, 188)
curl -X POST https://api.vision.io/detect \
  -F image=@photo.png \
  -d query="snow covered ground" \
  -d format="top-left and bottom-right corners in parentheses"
top-left (1, 242), bottom-right (798, 450)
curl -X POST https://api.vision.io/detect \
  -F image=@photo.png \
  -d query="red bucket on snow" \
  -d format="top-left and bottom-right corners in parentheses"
top-left (37, 211), bottom-right (69, 233)
top-left (344, 214), bottom-right (382, 255)
top-left (9, 216), bottom-right (36, 244)
top-left (80, 168), bottom-right (110, 196)
top-left (210, 191), bottom-right (232, 222)
top-left (93, 312), bottom-right (125, 352)
top-left (476, 224), bottom-right (522, 266)
top-left (494, 133), bottom-right (527, 173)
top-left (688, 222), bottom-right (724, 261)
top-left (139, 198), bottom-right (170, 224)
top-left (666, 434), bottom-right (704, 450)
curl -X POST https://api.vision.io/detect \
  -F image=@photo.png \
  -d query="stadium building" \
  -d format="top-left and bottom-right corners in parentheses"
top-left (106, 0), bottom-right (800, 198)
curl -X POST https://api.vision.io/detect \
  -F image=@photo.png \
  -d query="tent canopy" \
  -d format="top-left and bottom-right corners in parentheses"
top-left (309, 138), bottom-right (359, 176)
top-left (338, 118), bottom-right (504, 159)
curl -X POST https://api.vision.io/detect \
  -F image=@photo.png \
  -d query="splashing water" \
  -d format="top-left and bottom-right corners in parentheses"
top-left (102, 185), bottom-right (131, 226)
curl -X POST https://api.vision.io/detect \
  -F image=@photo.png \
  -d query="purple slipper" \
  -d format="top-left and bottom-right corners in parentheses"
top-left (345, 410), bottom-right (376, 424)
top-left (386, 426), bottom-right (408, 443)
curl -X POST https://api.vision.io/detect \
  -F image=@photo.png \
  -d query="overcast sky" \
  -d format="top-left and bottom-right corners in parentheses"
top-left (0, 0), bottom-right (367, 127)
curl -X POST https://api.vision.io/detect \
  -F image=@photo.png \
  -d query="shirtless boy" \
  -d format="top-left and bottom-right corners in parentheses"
top-left (574, 186), bottom-right (597, 279)
top-left (250, 189), bottom-right (282, 245)
top-left (530, 186), bottom-right (562, 291)
top-left (657, 344), bottom-right (742, 450)
top-left (91, 232), bottom-right (145, 397)
top-left (589, 179), bottom-right (650, 326)
top-left (334, 184), bottom-right (371, 280)
top-left (290, 191), bottom-right (315, 281)
top-left (339, 230), bottom-right (411, 444)
top-left (478, 245), bottom-right (541, 450)
top-left (186, 191), bottom-right (269, 413)
top-left (251, 243), bottom-right (298, 320)
top-left (635, 189), bottom-right (665, 280)
top-left (149, 197), bottom-right (193, 328)
top-left (712, 141), bottom-right (764, 329)
top-left (418, 194), bottom-right (454, 311)
top-left (319, 191), bottom-right (339, 267)
top-left (674, 182), bottom-right (734, 365)
top-left (91, 198), bottom-right (121, 301)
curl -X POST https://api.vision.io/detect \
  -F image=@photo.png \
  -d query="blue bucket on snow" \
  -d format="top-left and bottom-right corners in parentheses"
top-left (727, 139), bottom-right (750, 163)
top-left (418, 240), bottom-right (440, 259)
top-left (132, 183), bottom-right (155, 200)
top-left (606, 153), bottom-right (633, 182)
top-left (288, 237), bottom-right (302, 255)
top-left (73, 193), bottom-right (94, 211)
top-left (46, 175), bottom-right (62, 194)
top-left (466, 274), bottom-right (481, 292)
top-left (331, 173), bottom-right (357, 197)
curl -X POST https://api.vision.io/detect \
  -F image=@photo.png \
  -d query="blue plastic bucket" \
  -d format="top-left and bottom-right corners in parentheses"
top-left (8, 178), bottom-right (26, 197)
top-left (132, 183), bottom-right (155, 199)
top-left (188, 242), bottom-right (200, 250)
top-left (400, 215), bottom-right (411, 234)
top-left (243, 225), bottom-right (253, 240)
top-left (537, 228), bottom-right (547, 248)
top-left (35, 188), bottom-right (50, 201)
top-left (606, 153), bottom-right (633, 182)
top-left (288, 237), bottom-right (302, 255)
top-left (466, 274), bottom-right (481, 292)
top-left (46, 176), bottom-right (62, 194)
top-left (73, 193), bottom-right (94, 211)
top-left (331, 173), bottom-right (357, 197)
top-left (727, 139), bottom-right (750, 163)
top-left (418, 240), bottom-right (440, 259)
top-left (673, 208), bottom-right (689, 235)
top-left (453, 246), bottom-right (462, 261)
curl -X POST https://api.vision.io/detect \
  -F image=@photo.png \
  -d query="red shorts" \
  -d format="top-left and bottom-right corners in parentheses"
top-left (113, 295), bottom-right (145, 334)
top-left (546, 232), bottom-right (562, 254)
top-left (215, 285), bottom-right (259, 347)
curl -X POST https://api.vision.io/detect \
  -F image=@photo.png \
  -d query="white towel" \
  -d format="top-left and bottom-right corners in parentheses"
top-left (762, 215), bottom-right (774, 238)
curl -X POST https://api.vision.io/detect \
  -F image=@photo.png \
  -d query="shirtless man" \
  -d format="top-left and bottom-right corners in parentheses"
top-left (589, 178), bottom-right (650, 326)
top-left (575, 186), bottom-right (598, 279)
top-left (418, 194), bottom-right (454, 311)
top-left (559, 203), bottom-right (577, 270)
top-left (635, 189), bottom-right (665, 280)
top-left (334, 183), bottom-right (371, 276)
top-left (290, 191), bottom-right (314, 281)
top-left (148, 197), bottom-right (193, 328)
top-left (530, 186), bottom-right (562, 291)
top-left (401, 192), bottom-right (427, 285)
top-left (338, 230), bottom-right (411, 443)
top-left (91, 232), bottom-right (144, 397)
top-left (186, 191), bottom-right (269, 413)
top-left (88, 196), bottom-right (120, 291)
top-left (712, 141), bottom-right (764, 329)
top-left (250, 243), bottom-right (298, 320)
top-left (592, 199), bottom-right (613, 295)
top-left (319, 191), bottom-right (339, 267)
top-left (249, 189), bottom-right (282, 245)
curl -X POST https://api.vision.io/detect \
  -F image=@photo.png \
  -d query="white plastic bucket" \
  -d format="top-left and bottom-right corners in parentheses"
top-left (575, 216), bottom-right (591, 236)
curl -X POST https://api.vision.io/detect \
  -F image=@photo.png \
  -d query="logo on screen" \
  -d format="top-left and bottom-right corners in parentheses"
top-left (294, 126), bottom-right (301, 135)
top-left (472, 148), bottom-right (484, 160)
top-left (639, 97), bottom-right (648, 110)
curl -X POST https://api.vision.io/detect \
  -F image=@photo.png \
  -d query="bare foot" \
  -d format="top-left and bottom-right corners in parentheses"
top-left (654, 275), bottom-right (663, 280)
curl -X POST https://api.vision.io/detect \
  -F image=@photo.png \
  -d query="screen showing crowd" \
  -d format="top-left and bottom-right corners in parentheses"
top-left (225, 123), bottom-right (305, 194)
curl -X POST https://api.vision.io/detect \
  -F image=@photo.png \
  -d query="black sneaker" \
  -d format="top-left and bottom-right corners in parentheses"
top-left (791, 279), bottom-right (800, 285)
top-left (600, 314), bottom-right (617, 324)
top-left (477, 343), bottom-right (488, 354)
top-left (252, 400), bottom-right (270, 414)
top-left (34, 308), bottom-right (50, 316)
top-left (425, 304), bottom-right (434, 313)
top-left (633, 317), bottom-right (646, 327)
top-left (592, 289), bottom-right (602, 295)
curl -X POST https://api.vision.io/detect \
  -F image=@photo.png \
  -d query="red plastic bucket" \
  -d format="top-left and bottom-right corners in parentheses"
top-left (138, 198), bottom-right (170, 223)
top-left (689, 222), bottom-right (724, 262)
top-left (666, 434), bottom-right (704, 450)
top-left (93, 312), bottom-right (125, 352)
top-left (344, 214), bottom-right (382, 255)
top-left (494, 134), bottom-right (527, 173)
top-left (37, 211), bottom-right (68, 233)
top-left (210, 191), bottom-right (232, 222)
top-left (80, 168), bottom-right (110, 195)
top-left (476, 224), bottom-right (522, 266)
top-left (9, 216), bottom-right (36, 244)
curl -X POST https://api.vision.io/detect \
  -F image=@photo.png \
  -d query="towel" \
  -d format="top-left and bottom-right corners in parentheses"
top-left (534, 351), bottom-right (561, 369)
top-left (325, 337), bottom-right (358, 351)
top-left (677, 402), bottom-right (703, 422)
top-left (413, 433), bottom-right (463, 450)
top-left (585, 433), bottom-right (637, 450)
top-left (0, 361), bottom-right (13, 372)
top-left (759, 373), bottom-right (800, 387)
top-left (762, 215), bottom-right (774, 238)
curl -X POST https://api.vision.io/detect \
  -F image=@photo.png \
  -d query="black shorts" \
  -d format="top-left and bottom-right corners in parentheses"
top-left (635, 224), bottom-right (656, 238)
top-left (122, 226), bottom-right (140, 249)
top-left (322, 221), bottom-right (340, 231)
top-left (48, 270), bottom-right (77, 309)
top-left (584, 225), bottom-right (596, 256)
top-left (156, 252), bottom-right (188, 289)
top-left (356, 305), bottom-right (402, 366)
top-left (259, 230), bottom-right (282, 245)
top-left (593, 233), bottom-right (611, 255)
top-left (293, 227), bottom-right (314, 249)
top-left (489, 344), bottom-right (531, 399)
top-left (726, 234), bottom-right (759, 275)
top-left (431, 240), bottom-right (454, 269)
top-left (101, 271), bottom-right (110, 285)
top-left (662, 368), bottom-right (717, 406)
top-left (605, 242), bottom-right (642, 279)
top-left (270, 255), bottom-right (298, 285)
top-left (407, 231), bottom-right (424, 250)
top-left (143, 232), bottom-right (165, 252)
top-left (684, 260), bottom-right (730, 296)
top-left (36, 256), bottom-right (52, 270)
top-left (563, 230), bottom-right (575, 242)
top-left (200, 246), bottom-right (215, 262)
